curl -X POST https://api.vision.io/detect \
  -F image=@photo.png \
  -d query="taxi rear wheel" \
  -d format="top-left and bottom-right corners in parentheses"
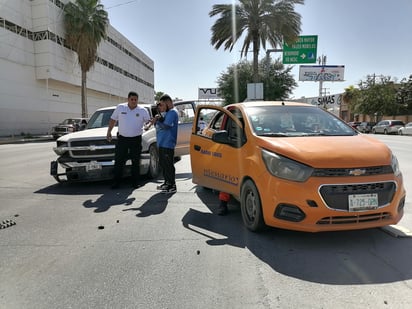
top-left (240, 179), bottom-right (265, 232)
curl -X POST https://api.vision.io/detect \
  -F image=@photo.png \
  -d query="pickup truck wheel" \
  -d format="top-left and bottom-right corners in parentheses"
top-left (240, 179), bottom-right (266, 232)
top-left (147, 144), bottom-right (160, 179)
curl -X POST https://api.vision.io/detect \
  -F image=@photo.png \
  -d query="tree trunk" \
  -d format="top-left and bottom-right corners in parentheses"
top-left (252, 39), bottom-right (260, 83)
top-left (81, 70), bottom-right (88, 118)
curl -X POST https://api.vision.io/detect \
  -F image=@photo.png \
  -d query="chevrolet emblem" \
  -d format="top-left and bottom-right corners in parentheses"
top-left (349, 169), bottom-right (366, 176)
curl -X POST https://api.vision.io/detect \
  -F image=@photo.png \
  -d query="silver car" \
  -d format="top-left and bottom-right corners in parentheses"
top-left (398, 122), bottom-right (412, 135)
top-left (372, 120), bottom-right (405, 135)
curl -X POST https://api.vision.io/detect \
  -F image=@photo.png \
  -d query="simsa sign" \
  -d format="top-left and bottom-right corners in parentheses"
top-left (299, 65), bottom-right (345, 82)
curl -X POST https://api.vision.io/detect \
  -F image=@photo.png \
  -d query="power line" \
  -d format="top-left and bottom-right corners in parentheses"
top-left (106, 0), bottom-right (139, 10)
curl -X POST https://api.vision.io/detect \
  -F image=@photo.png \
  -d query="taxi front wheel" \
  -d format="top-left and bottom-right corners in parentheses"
top-left (241, 179), bottom-right (266, 232)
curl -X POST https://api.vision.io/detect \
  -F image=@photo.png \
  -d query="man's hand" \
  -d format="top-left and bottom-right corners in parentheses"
top-left (107, 132), bottom-right (112, 142)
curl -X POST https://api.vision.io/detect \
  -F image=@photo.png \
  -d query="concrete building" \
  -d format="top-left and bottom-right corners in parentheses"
top-left (0, 0), bottom-right (154, 136)
top-left (295, 93), bottom-right (343, 117)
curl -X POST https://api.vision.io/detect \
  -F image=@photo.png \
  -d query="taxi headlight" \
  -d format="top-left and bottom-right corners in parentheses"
top-left (391, 153), bottom-right (401, 176)
top-left (261, 149), bottom-right (313, 182)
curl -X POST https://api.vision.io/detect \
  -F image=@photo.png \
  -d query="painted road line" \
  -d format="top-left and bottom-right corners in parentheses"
top-left (381, 225), bottom-right (412, 238)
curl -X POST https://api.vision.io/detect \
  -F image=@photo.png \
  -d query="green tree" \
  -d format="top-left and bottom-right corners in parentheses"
top-left (342, 85), bottom-right (360, 118)
top-left (155, 91), bottom-right (164, 102)
top-left (342, 85), bottom-right (359, 106)
top-left (217, 57), bottom-right (296, 104)
top-left (356, 75), bottom-right (401, 118)
top-left (64, 0), bottom-right (108, 118)
top-left (209, 0), bottom-right (303, 83)
top-left (397, 74), bottom-right (412, 111)
top-left (261, 57), bottom-right (296, 101)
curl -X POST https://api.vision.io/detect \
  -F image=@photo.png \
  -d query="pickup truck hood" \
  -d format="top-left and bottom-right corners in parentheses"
top-left (57, 128), bottom-right (118, 142)
top-left (57, 127), bottom-right (156, 141)
top-left (257, 134), bottom-right (392, 168)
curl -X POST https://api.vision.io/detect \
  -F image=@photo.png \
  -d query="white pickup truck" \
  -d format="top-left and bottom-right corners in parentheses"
top-left (50, 101), bottom-right (196, 183)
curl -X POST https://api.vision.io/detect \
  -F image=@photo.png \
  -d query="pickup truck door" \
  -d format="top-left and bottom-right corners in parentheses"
top-left (190, 105), bottom-right (245, 197)
top-left (174, 101), bottom-right (196, 157)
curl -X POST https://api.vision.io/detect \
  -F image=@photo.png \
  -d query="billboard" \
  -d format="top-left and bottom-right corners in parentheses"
top-left (299, 65), bottom-right (345, 82)
top-left (198, 88), bottom-right (221, 100)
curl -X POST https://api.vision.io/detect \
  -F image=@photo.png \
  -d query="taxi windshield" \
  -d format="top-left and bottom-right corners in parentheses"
top-left (245, 105), bottom-right (356, 137)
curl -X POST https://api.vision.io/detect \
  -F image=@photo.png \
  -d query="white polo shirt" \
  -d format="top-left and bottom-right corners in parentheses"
top-left (110, 103), bottom-right (150, 137)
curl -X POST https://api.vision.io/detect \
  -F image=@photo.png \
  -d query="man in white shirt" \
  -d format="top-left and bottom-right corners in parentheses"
top-left (106, 91), bottom-right (150, 189)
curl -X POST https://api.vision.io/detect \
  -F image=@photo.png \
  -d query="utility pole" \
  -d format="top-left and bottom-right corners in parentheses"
top-left (318, 54), bottom-right (327, 99)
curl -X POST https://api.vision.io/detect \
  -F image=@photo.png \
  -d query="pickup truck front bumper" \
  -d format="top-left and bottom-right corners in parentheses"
top-left (50, 154), bottom-right (151, 183)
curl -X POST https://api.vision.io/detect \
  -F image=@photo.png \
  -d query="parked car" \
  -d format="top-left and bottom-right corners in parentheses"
top-left (50, 101), bottom-right (196, 183)
top-left (356, 121), bottom-right (376, 133)
top-left (190, 101), bottom-right (406, 233)
top-left (51, 118), bottom-right (88, 140)
top-left (372, 120), bottom-right (405, 134)
top-left (398, 122), bottom-right (412, 135)
top-left (347, 121), bottom-right (361, 129)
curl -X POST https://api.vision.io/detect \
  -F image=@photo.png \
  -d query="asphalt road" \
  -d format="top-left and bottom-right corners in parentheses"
top-left (0, 136), bottom-right (411, 309)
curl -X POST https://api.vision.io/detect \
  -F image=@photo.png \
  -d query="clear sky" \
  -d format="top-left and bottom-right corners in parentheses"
top-left (100, 0), bottom-right (412, 101)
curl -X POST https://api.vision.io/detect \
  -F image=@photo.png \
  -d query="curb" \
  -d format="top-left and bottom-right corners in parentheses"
top-left (0, 136), bottom-right (53, 145)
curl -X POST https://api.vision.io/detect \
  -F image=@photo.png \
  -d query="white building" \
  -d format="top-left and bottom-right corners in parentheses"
top-left (0, 0), bottom-right (154, 136)
top-left (296, 93), bottom-right (342, 117)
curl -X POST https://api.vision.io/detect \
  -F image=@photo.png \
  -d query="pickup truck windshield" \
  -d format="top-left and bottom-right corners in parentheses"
top-left (86, 106), bottom-right (153, 129)
top-left (86, 109), bottom-right (114, 129)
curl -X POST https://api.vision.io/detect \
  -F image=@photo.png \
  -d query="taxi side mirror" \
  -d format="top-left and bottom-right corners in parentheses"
top-left (212, 130), bottom-right (231, 145)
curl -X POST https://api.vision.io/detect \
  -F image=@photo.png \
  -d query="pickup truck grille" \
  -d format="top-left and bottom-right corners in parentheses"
top-left (54, 127), bottom-right (68, 133)
top-left (69, 139), bottom-right (116, 158)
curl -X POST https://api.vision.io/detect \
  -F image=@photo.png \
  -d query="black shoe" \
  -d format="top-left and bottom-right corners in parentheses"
top-left (111, 182), bottom-right (121, 189)
top-left (217, 203), bottom-right (228, 216)
top-left (157, 182), bottom-right (168, 190)
top-left (161, 184), bottom-right (176, 194)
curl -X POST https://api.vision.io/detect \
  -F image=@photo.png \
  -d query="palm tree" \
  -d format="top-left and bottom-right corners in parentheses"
top-left (209, 0), bottom-right (303, 83)
top-left (64, 0), bottom-right (108, 118)
top-left (342, 85), bottom-right (360, 121)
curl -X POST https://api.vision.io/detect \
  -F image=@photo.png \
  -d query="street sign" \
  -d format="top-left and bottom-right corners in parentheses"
top-left (283, 35), bottom-right (317, 64)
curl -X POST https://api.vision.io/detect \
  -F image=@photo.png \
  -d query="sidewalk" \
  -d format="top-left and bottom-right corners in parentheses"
top-left (0, 135), bottom-right (53, 145)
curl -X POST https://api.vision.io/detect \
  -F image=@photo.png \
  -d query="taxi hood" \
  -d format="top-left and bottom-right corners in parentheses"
top-left (257, 135), bottom-right (392, 168)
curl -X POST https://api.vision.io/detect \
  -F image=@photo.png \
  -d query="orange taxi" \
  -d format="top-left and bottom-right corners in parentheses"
top-left (190, 101), bottom-right (406, 232)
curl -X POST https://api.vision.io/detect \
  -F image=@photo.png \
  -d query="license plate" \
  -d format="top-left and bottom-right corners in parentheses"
top-left (348, 193), bottom-right (378, 211)
top-left (85, 161), bottom-right (101, 171)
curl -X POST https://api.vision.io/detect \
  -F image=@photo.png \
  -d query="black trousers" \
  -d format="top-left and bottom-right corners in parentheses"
top-left (158, 147), bottom-right (175, 186)
top-left (113, 135), bottom-right (142, 183)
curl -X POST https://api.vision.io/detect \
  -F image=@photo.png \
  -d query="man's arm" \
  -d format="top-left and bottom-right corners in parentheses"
top-left (106, 119), bottom-right (117, 141)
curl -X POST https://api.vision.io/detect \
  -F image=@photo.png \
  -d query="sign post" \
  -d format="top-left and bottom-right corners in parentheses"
top-left (282, 35), bottom-right (318, 64)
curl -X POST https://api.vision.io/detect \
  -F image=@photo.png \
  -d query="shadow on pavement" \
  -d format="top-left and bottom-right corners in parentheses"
top-left (182, 186), bottom-right (412, 285)
top-left (35, 178), bottom-right (144, 213)
top-left (123, 192), bottom-right (174, 217)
